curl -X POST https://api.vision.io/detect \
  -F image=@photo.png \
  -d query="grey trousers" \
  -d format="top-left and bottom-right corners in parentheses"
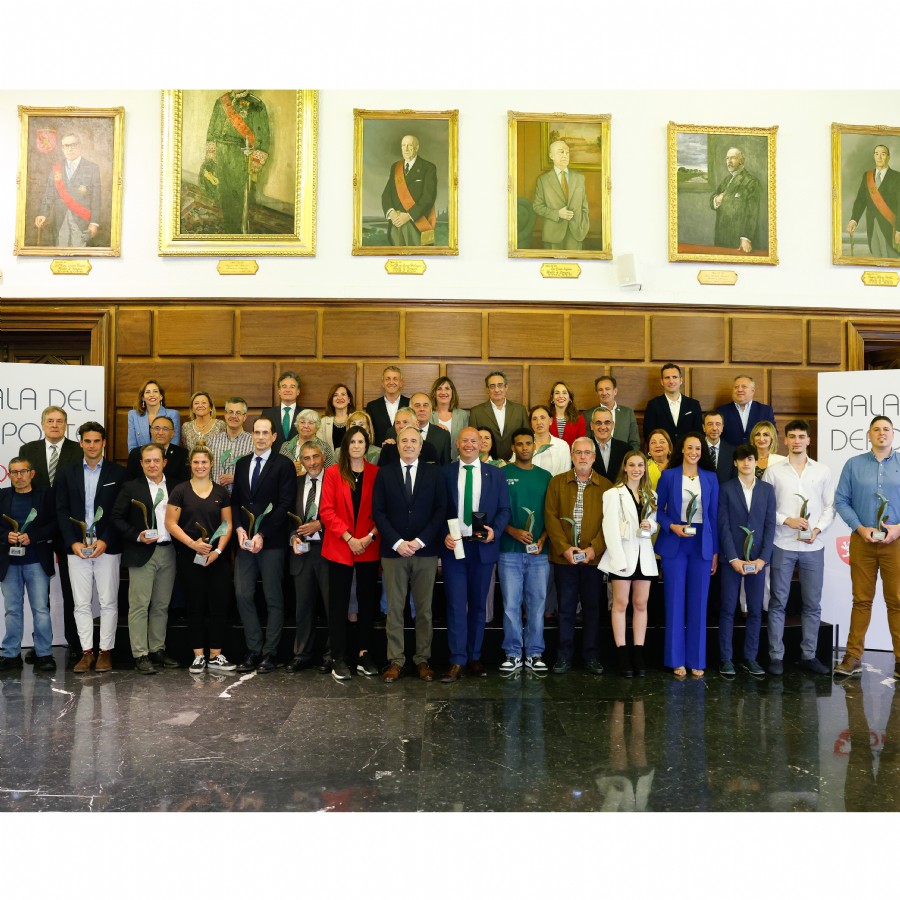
top-left (234, 547), bottom-right (286, 656)
top-left (127, 543), bottom-right (176, 657)
top-left (382, 555), bottom-right (438, 666)
top-left (768, 546), bottom-right (824, 661)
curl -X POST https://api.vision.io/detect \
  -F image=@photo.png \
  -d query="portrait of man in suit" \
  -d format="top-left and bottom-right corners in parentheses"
top-left (846, 143), bottom-right (900, 259)
top-left (381, 134), bottom-right (437, 247)
top-left (532, 140), bottom-right (590, 251)
top-left (709, 146), bottom-right (760, 254)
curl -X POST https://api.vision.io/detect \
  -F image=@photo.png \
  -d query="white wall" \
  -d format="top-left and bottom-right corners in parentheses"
top-left (2, 89), bottom-right (899, 309)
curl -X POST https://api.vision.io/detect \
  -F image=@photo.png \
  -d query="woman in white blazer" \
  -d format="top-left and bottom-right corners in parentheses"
top-left (598, 450), bottom-right (658, 678)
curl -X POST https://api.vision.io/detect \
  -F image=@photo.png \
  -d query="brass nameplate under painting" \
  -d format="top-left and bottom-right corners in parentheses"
top-left (217, 260), bottom-right (259, 275)
top-left (540, 263), bottom-right (581, 279)
top-left (50, 260), bottom-right (92, 275)
top-left (697, 270), bottom-right (738, 285)
top-left (385, 259), bottom-right (426, 275)
top-left (861, 271), bottom-right (899, 287)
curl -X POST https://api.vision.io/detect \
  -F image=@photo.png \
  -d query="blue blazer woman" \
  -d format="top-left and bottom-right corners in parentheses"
top-left (127, 405), bottom-right (182, 452)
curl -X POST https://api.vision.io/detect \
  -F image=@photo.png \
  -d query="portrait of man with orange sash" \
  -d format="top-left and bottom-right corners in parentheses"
top-left (381, 134), bottom-right (438, 247)
top-left (847, 144), bottom-right (900, 259)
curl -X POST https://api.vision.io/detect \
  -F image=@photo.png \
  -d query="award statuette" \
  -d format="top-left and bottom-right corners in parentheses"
top-left (795, 494), bottom-right (812, 541)
top-left (287, 498), bottom-right (318, 555)
top-left (739, 526), bottom-right (757, 574)
top-left (2, 509), bottom-right (37, 557)
top-left (522, 506), bottom-right (539, 554)
top-left (561, 517), bottom-right (585, 562)
top-left (131, 487), bottom-right (164, 541)
top-left (683, 491), bottom-right (699, 536)
top-left (219, 449), bottom-right (233, 472)
top-left (874, 492), bottom-right (889, 542)
top-left (638, 491), bottom-right (656, 539)
top-left (240, 503), bottom-right (273, 549)
top-left (69, 508), bottom-right (103, 557)
top-left (193, 520), bottom-right (229, 565)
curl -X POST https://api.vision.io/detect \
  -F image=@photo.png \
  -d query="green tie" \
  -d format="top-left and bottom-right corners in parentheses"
top-left (463, 464), bottom-right (474, 526)
top-left (282, 407), bottom-right (291, 439)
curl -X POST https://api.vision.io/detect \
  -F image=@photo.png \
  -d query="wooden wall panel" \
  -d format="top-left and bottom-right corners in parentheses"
top-left (488, 312), bottom-right (563, 359)
top-left (239, 310), bottom-right (317, 357)
top-left (447, 364), bottom-right (525, 410)
top-left (406, 311), bottom-right (482, 358)
top-left (529, 365), bottom-right (604, 413)
top-left (771, 369), bottom-right (819, 413)
top-left (609, 366), bottom-right (661, 413)
top-left (193, 362), bottom-right (275, 410)
top-left (650, 316), bottom-right (725, 362)
top-left (115, 361), bottom-right (193, 408)
top-left (275, 361), bottom-right (359, 411)
top-left (690, 366), bottom-right (767, 411)
top-left (157, 309), bottom-right (234, 355)
top-left (732, 316), bottom-right (803, 364)
top-left (809, 319), bottom-right (842, 365)
top-left (117, 309), bottom-right (152, 356)
top-left (323, 310), bottom-right (399, 358)
top-left (362, 362), bottom-right (440, 406)
top-left (571, 313), bottom-right (645, 361)
top-left (113, 409), bottom-right (130, 461)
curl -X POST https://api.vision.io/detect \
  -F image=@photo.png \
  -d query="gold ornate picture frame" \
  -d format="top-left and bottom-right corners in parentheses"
top-left (508, 112), bottom-right (611, 260)
top-left (353, 109), bottom-right (458, 256)
top-left (832, 123), bottom-right (900, 267)
top-left (668, 122), bottom-right (778, 265)
top-left (15, 106), bottom-right (124, 257)
top-left (159, 90), bottom-right (317, 256)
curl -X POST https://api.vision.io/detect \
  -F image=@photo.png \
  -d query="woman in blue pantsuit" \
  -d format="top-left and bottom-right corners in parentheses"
top-left (655, 432), bottom-right (719, 678)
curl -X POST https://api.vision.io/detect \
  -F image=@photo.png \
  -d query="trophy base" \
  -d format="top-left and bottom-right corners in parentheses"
top-left (639, 529), bottom-right (652, 539)
top-left (9, 546), bottom-right (26, 557)
top-left (144, 529), bottom-right (159, 541)
top-left (193, 552), bottom-right (208, 566)
top-left (81, 546), bottom-right (96, 558)
top-left (525, 543), bottom-right (539, 554)
top-left (683, 526), bottom-right (696, 536)
top-left (242, 539), bottom-right (254, 550)
top-left (293, 541), bottom-right (310, 555)
top-left (797, 530), bottom-right (812, 541)
top-left (572, 551), bottom-right (587, 563)
top-left (742, 563), bottom-right (757, 574)
top-left (873, 530), bottom-right (887, 542)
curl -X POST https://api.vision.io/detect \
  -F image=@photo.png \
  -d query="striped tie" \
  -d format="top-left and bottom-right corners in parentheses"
top-left (48, 444), bottom-right (59, 485)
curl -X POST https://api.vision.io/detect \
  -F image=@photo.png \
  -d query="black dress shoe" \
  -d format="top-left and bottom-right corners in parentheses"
top-left (0, 656), bottom-right (24, 672)
top-left (235, 652), bottom-right (261, 673)
top-left (134, 656), bottom-right (157, 675)
top-left (149, 650), bottom-right (180, 669)
top-left (257, 654), bottom-right (277, 674)
top-left (317, 658), bottom-right (333, 674)
top-left (24, 649), bottom-right (36, 664)
top-left (287, 656), bottom-right (314, 672)
top-left (35, 655), bottom-right (57, 672)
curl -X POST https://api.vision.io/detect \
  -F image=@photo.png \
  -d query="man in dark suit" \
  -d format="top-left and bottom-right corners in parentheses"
top-left (468, 370), bottom-right (529, 462)
top-left (717, 375), bottom-right (775, 447)
top-left (847, 144), bottom-right (900, 259)
top-left (260, 371), bottom-right (302, 453)
top-left (583, 375), bottom-right (640, 450)
top-left (709, 146), bottom-right (761, 253)
top-left (126, 416), bottom-right (188, 484)
top-left (373, 425), bottom-right (447, 683)
top-left (643, 363), bottom-right (703, 447)
top-left (440, 427), bottom-right (511, 682)
top-left (381, 134), bottom-right (438, 247)
top-left (55, 422), bottom-right (128, 673)
top-left (716, 445), bottom-right (776, 677)
top-left (111, 443), bottom-right (179, 674)
top-left (286, 441), bottom-right (329, 673)
top-left (702, 410), bottom-right (736, 484)
top-left (231, 415), bottom-right (297, 674)
top-left (365, 365), bottom-right (410, 447)
top-left (378, 408), bottom-right (439, 466)
top-left (589, 408), bottom-right (628, 482)
top-left (410, 392), bottom-right (451, 465)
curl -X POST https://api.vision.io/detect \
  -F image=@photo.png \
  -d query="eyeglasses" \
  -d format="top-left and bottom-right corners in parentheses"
top-left (8, 468), bottom-right (32, 476)
top-left (62, 142), bottom-right (80, 149)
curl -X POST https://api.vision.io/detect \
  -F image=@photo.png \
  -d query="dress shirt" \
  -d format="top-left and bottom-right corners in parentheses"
top-left (595, 439), bottom-right (611, 472)
top-left (491, 401), bottom-right (507, 436)
top-left (392, 460), bottom-right (425, 551)
top-left (762, 457), bottom-right (835, 552)
top-left (554, 166), bottom-right (568, 188)
top-left (734, 401), bottom-right (753, 436)
top-left (248, 448), bottom-right (273, 489)
top-left (667, 394), bottom-right (682, 422)
top-left (144, 477), bottom-right (171, 541)
top-left (66, 158), bottom-right (80, 178)
top-left (83, 460), bottom-right (102, 527)
top-left (45, 439), bottom-right (65, 474)
top-left (682, 474), bottom-right (703, 524)
top-left (208, 430), bottom-right (254, 490)
top-left (419, 423), bottom-right (430, 441)
top-left (302, 476), bottom-right (322, 541)
top-left (835, 450), bottom-right (900, 532)
top-left (456, 459), bottom-right (483, 537)
top-left (384, 396), bottom-right (401, 426)
top-left (706, 440), bottom-right (720, 464)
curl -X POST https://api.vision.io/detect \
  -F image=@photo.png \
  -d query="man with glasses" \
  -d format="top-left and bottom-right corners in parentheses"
top-left (34, 132), bottom-right (102, 248)
top-left (468, 370), bottom-right (529, 462)
top-left (126, 417), bottom-right (188, 484)
top-left (207, 398), bottom-right (253, 492)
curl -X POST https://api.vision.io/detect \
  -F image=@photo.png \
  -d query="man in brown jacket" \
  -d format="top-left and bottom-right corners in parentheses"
top-left (544, 436), bottom-right (612, 675)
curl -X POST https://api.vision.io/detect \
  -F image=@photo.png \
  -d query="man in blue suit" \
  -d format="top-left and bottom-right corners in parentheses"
top-left (716, 375), bottom-right (775, 447)
top-left (717, 445), bottom-right (776, 677)
top-left (440, 427), bottom-right (511, 682)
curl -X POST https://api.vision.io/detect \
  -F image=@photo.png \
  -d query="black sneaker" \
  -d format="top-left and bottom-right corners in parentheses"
top-left (799, 657), bottom-right (830, 675)
top-left (35, 655), bottom-right (57, 672)
top-left (0, 655), bottom-right (24, 672)
top-left (331, 660), bottom-right (352, 682)
top-left (134, 655), bottom-right (157, 675)
top-left (356, 652), bottom-right (378, 676)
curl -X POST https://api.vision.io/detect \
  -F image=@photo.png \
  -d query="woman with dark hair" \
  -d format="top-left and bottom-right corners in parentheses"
top-left (477, 426), bottom-right (505, 467)
top-left (128, 379), bottom-right (181, 452)
top-left (529, 404), bottom-right (572, 476)
top-left (318, 383), bottom-right (355, 454)
top-left (549, 381), bottom-right (585, 447)
top-left (429, 376), bottom-right (469, 460)
top-left (654, 431), bottom-right (719, 679)
top-left (319, 426), bottom-right (381, 682)
top-left (181, 391), bottom-right (225, 452)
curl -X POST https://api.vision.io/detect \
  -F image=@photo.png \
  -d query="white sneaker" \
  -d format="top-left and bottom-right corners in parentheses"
top-left (499, 656), bottom-right (522, 672)
top-left (189, 655), bottom-right (206, 674)
top-left (208, 653), bottom-right (236, 672)
top-left (526, 655), bottom-right (548, 672)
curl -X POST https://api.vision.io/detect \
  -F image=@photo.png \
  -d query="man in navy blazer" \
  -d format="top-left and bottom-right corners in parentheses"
top-left (231, 415), bottom-right (297, 675)
top-left (373, 426), bottom-right (447, 683)
top-left (643, 364), bottom-right (704, 447)
top-left (439, 427), bottom-right (511, 682)
top-left (702, 410), bottom-right (737, 484)
top-left (411, 393), bottom-right (452, 466)
top-left (55, 422), bottom-right (128, 672)
top-left (589, 408), bottom-right (629, 482)
top-left (365, 365), bottom-right (410, 447)
top-left (716, 374), bottom-right (775, 447)
top-left (717, 445), bottom-right (776, 676)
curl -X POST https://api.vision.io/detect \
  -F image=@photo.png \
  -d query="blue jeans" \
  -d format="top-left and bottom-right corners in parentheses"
top-left (768, 546), bottom-right (824, 661)
top-left (498, 551), bottom-right (549, 657)
top-left (1, 563), bottom-right (53, 657)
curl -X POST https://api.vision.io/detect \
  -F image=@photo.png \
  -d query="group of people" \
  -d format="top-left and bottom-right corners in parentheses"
top-left (3, 363), bottom-right (899, 686)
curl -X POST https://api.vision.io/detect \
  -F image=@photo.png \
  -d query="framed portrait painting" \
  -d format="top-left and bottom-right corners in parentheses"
top-left (668, 122), bottom-right (778, 265)
top-left (15, 106), bottom-right (124, 257)
top-left (353, 109), bottom-right (458, 256)
top-left (508, 111), bottom-right (611, 259)
top-left (832, 123), bottom-right (900, 267)
top-left (159, 89), bottom-right (317, 256)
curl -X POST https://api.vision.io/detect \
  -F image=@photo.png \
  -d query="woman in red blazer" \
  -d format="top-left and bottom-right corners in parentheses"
top-left (320, 426), bottom-right (381, 682)
top-left (549, 381), bottom-right (586, 447)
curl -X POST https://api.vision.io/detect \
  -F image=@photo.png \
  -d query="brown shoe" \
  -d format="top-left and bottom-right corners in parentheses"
top-left (441, 663), bottom-right (464, 683)
top-left (382, 663), bottom-right (402, 683)
top-left (95, 650), bottom-right (112, 672)
top-left (73, 652), bottom-right (95, 673)
top-left (417, 662), bottom-right (434, 682)
top-left (467, 659), bottom-right (487, 678)
top-left (834, 653), bottom-right (862, 677)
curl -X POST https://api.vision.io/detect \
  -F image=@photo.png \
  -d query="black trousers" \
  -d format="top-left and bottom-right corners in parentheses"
top-left (326, 559), bottom-right (379, 663)
top-left (176, 550), bottom-right (231, 651)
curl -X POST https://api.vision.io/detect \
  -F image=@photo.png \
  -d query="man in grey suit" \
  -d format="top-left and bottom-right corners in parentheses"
top-left (410, 393), bottom-right (451, 466)
top-left (468, 370), bottom-right (529, 462)
top-left (532, 140), bottom-right (590, 251)
top-left (583, 375), bottom-right (640, 450)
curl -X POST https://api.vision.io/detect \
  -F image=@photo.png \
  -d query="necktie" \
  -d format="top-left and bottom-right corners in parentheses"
top-left (404, 162), bottom-right (410, 175)
top-left (877, 170), bottom-right (884, 188)
top-left (463, 464), bottom-right (474, 526)
top-left (710, 445), bottom-right (718, 467)
top-left (304, 477), bottom-right (317, 520)
top-left (404, 465), bottom-right (413, 504)
top-left (48, 444), bottom-right (59, 485)
top-left (251, 456), bottom-right (262, 493)
top-left (561, 170), bottom-right (569, 201)
top-left (282, 407), bottom-right (291, 440)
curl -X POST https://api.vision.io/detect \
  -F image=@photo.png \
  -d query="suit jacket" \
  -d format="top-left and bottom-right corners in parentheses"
top-left (597, 485), bottom-right (659, 578)
top-left (850, 167), bottom-right (900, 254)
top-left (643, 394), bottom-right (703, 447)
top-left (709, 167), bottom-right (760, 249)
top-left (430, 408), bottom-right (470, 460)
top-left (288, 472), bottom-right (324, 576)
top-left (126, 443), bottom-right (189, 486)
top-left (468, 400), bottom-right (530, 462)
top-left (655, 466), bottom-right (719, 561)
top-left (381, 157), bottom-right (437, 223)
top-left (0, 485), bottom-right (56, 580)
top-left (372, 460), bottom-right (447, 558)
top-left (18, 437), bottom-right (82, 488)
top-left (111, 476), bottom-right (175, 568)
top-left (584, 405), bottom-right (641, 450)
top-left (378, 439), bottom-right (437, 467)
top-left (55, 458), bottom-right (128, 555)
top-left (382, 423), bottom-right (450, 466)
top-left (591, 437), bottom-right (629, 482)
top-left (261, 405), bottom-right (302, 453)
top-left (532, 168), bottom-right (590, 244)
top-left (365, 395), bottom-right (411, 447)
top-left (39, 157), bottom-right (102, 239)
top-left (440, 460), bottom-right (511, 565)
top-left (230, 451), bottom-right (296, 545)
top-left (716, 401), bottom-right (776, 448)
top-left (708, 439), bottom-right (737, 484)
top-left (126, 406), bottom-right (182, 452)
top-left (717, 477), bottom-right (776, 565)
top-left (319, 462), bottom-right (381, 566)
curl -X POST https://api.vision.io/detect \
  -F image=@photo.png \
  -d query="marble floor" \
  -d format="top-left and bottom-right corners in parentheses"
top-left (0, 648), bottom-right (897, 813)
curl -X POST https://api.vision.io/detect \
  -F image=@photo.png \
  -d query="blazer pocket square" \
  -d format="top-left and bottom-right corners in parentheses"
top-left (102, 482), bottom-right (116, 487)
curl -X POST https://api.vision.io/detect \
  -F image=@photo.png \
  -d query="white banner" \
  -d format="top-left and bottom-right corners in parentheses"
top-left (818, 371), bottom-right (899, 652)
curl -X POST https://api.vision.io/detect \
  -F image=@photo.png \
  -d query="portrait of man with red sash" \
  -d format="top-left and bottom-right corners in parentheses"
top-left (847, 144), bottom-right (900, 259)
top-left (381, 134), bottom-right (438, 247)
